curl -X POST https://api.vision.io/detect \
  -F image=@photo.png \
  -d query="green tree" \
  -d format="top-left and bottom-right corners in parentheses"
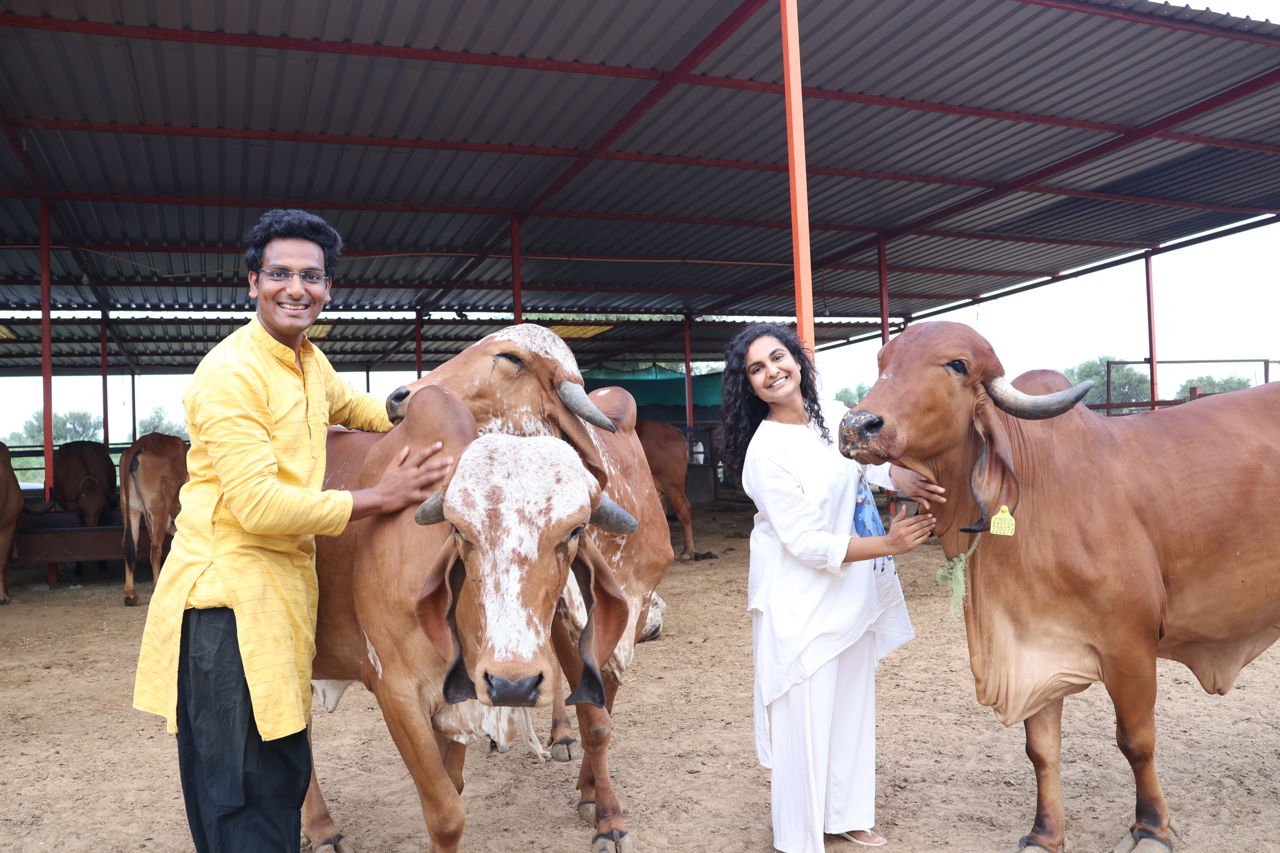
top-left (1176, 375), bottom-right (1250, 399)
top-left (136, 407), bottom-right (189, 441)
top-left (834, 384), bottom-right (871, 407)
top-left (4, 409), bottom-right (103, 446)
top-left (1063, 357), bottom-right (1151, 413)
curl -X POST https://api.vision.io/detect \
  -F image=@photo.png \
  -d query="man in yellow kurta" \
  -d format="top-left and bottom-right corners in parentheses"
top-left (134, 209), bottom-right (452, 852)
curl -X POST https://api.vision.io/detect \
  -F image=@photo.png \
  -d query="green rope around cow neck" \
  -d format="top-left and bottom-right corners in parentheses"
top-left (937, 533), bottom-right (981, 617)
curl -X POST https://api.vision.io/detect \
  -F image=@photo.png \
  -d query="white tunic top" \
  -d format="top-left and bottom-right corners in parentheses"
top-left (742, 419), bottom-right (915, 765)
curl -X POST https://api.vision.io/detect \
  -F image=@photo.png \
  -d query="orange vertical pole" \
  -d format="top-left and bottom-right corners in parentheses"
top-left (1145, 251), bottom-right (1159, 406)
top-left (682, 317), bottom-right (695, 433)
top-left (100, 316), bottom-right (109, 444)
top-left (779, 0), bottom-right (814, 351)
top-left (415, 309), bottom-right (423, 378)
top-left (511, 217), bottom-right (523, 323)
top-left (40, 201), bottom-right (56, 586)
top-left (877, 235), bottom-right (891, 344)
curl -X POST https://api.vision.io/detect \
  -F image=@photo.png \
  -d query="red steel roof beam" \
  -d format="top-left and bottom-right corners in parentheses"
top-left (710, 63), bottom-right (1280, 315)
top-left (0, 190), bottom-right (1157, 249)
top-left (1008, 0), bottom-right (1280, 48)
top-left (436, 0), bottom-right (768, 291)
top-left (18, 119), bottom-right (1280, 204)
top-left (5, 13), bottom-right (1276, 157)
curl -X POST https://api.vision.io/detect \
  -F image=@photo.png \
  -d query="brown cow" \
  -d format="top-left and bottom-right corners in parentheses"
top-left (305, 386), bottom-right (635, 853)
top-left (635, 420), bottom-right (696, 561)
top-left (119, 432), bottom-right (188, 606)
top-left (0, 442), bottom-right (23, 604)
top-left (838, 321), bottom-right (1280, 853)
top-left (378, 324), bottom-right (673, 847)
top-left (52, 440), bottom-right (116, 527)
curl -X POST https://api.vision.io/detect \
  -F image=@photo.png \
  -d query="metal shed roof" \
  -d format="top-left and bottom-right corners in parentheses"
top-left (0, 0), bottom-right (1277, 375)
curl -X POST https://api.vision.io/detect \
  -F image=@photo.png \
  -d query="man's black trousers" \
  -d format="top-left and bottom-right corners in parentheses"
top-left (176, 607), bottom-right (311, 853)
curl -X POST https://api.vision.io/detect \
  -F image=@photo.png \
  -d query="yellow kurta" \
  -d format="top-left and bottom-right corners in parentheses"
top-left (133, 318), bottom-right (393, 741)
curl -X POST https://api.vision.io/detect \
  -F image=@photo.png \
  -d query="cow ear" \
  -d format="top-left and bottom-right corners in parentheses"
top-left (565, 536), bottom-right (630, 708)
top-left (414, 537), bottom-right (477, 704)
top-left (545, 402), bottom-right (609, 492)
top-left (963, 393), bottom-right (1020, 533)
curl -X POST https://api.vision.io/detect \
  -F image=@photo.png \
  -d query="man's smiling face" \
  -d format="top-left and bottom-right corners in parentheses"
top-left (248, 237), bottom-right (332, 351)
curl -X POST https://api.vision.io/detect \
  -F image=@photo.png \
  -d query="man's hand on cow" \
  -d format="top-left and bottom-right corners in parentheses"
top-left (889, 464), bottom-right (946, 510)
top-left (349, 442), bottom-right (455, 520)
top-left (883, 505), bottom-right (936, 555)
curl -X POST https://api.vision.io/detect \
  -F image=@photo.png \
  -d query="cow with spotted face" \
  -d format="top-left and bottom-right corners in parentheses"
top-left (384, 324), bottom-right (673, 849)
top-left (305, 387), bottom-right (637, 853)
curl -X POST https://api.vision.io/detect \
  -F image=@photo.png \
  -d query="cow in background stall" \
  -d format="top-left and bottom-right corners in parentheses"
top-left (51, 440), bottom-right (116, 528)
top-left (0, 442), bottom-right (23, 604)
top-left (119, 432), bottom-right (188, 606)
top-left (839, 321), bottom-right (1280, 853)
top-left (635, 419), bottom-right (706, 561)
top-left (304, 386), bottom-right (637, 853)
top-left (378, 324), bottom-right (673, 847)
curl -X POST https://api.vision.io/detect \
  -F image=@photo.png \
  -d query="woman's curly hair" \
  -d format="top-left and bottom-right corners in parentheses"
top-left (718, 323), bottom-right (827, 486)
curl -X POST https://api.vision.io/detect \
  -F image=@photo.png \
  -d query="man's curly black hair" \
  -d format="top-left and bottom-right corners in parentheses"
top-left (243, 209), bottom-right (343, 278)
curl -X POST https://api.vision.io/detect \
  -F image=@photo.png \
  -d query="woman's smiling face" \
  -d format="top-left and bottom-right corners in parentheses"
top-left (744, 335), bottom-right (803, 406)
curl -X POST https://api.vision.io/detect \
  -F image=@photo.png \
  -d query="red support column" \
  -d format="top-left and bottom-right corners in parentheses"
top-left (100, 316), bottom-right (109, 444)
top-left (683, 317), bottom-right (695, 434)
top-left (415, 309), bottom-right (423, 378)
top-left (39, 201), bottom-right (55, 586)
top-left (877, 235), bottom-right (891, 344)
top-left (780, 0), bottom-right (815, 351)
top-left (511, 218), bottom-right (523, 323)
top-left (1145, 252), bottom-right (1159, 406)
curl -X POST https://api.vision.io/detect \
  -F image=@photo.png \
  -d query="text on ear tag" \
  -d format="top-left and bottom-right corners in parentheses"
top-left (990, 505), bottom-right (1016, 536)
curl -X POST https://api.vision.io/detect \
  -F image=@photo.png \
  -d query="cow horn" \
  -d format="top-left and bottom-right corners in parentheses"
top-left (589, 493), bottom-right (637, 534)
top-left (985, 376), bottom-right (1093, 420)
top-left (414, 492), bottom-right (445, 525)
top-left (557, 381), bottom-right (616, 433)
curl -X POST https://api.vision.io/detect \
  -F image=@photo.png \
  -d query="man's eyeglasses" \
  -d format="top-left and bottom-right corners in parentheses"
top-left (259, 267), bottom-right (329, 286)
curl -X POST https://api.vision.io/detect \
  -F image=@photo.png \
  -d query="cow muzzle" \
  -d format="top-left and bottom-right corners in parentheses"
top-left (386, 385), bottom-right (412, 424)
top-left (838, 411), bottom-right (895, 463)
top-left (483, 671), bottom-right (545, 707)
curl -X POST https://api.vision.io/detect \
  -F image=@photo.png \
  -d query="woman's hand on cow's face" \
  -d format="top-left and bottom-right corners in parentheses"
top-left (883, 506), bottom-right (936, 555)
top-left (889, 465), bottom-right (946, 511)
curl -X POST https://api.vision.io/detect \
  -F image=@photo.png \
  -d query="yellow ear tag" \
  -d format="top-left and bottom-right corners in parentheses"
top-left (990, 505), bottom-right (1016, 537)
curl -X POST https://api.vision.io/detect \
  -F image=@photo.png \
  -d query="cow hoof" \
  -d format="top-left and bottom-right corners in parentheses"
top-left (678, 551), bottom-right (693, 562)
top-left (124, 595), bottom-right (140, 606)
top-left (0, 595), bottom-right (10, 605)
top-left (591, 829), bottom-right (632, 853)
top-left (1012, 836), bottom-right (1057, 852)
top-left (303, 833), bottom-right (355, 853)
top-left (551, 737), bottom-right (582, 762)
top-left (1112, 830), bottom-right (1173, 853)
top-left (577, 801), bottom-right (596, 826)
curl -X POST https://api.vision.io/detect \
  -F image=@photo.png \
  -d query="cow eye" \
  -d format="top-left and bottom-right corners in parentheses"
top-left (945, 359), bottom-right (968, 375)
top-left (494, 352), bottom-right (524, 369)
top-left (569, 526), bottom-right (584, 540)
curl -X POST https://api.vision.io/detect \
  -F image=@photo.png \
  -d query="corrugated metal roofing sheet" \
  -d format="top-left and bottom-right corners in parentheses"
top-left (0, 0), bottom-right (1277, 373)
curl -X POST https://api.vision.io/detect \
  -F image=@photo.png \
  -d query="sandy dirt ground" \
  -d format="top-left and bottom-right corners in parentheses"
top-left (1, 505), bottom-right (1277, 853)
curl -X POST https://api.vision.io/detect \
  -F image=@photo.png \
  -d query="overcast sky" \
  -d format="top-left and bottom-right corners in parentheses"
top-left (2, 1), bottom-right (1274, 444)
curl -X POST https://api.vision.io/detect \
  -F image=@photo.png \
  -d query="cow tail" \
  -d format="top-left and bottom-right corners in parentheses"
top-left (122, 451), bottom-right (141, 567)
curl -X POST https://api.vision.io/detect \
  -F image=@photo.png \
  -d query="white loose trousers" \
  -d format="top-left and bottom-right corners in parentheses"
top-left (767, 631), bottom-right (877, 853)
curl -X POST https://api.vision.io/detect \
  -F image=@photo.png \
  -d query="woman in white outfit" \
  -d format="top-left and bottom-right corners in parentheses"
top-left (719, 324), bottom-right (942, 852)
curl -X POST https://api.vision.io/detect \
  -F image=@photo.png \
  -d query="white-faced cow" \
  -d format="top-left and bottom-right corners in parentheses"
top-left (120, 432), bottom-right (188, 606)
top-left (0, 442), bottom-right (23, 604)
top-left (839, 321), bottom-right (1280, 853)
top-left (635, 420), bottom-right (698, 561)
top-left (378, 324), bottom-right (674, 848)
top-left (305, 386), bottom-right (636, 853)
